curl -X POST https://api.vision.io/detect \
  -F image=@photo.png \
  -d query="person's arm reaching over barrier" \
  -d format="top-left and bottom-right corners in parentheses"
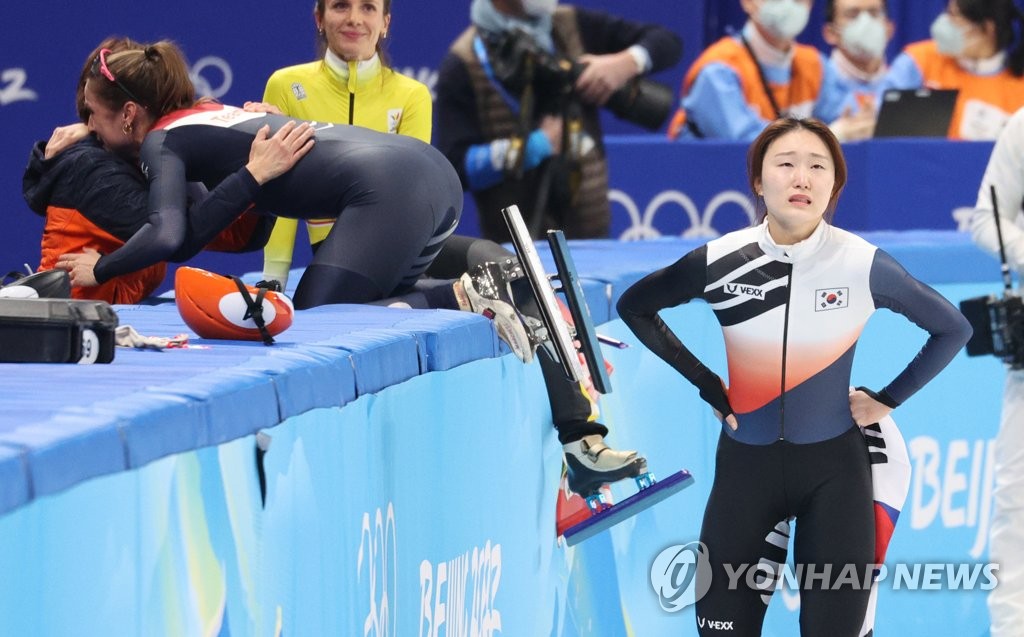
top-left (59, 121), bottom-right (314, 286)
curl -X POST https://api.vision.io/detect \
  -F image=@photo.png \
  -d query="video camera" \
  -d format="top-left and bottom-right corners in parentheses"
top-left (961, 293), bottom-right (1024, 369)
top-left (483, 28), bottom-right (674, 132)
top-left (960, 185), bottom-right (1024, 369)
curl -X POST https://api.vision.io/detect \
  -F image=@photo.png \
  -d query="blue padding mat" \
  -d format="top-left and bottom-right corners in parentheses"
top-left (0, 231), bottom-right (993, 515)
top-left (0, 445), bottom-right (28, 513)
top-left (0, 300), bottom-right (497, 513)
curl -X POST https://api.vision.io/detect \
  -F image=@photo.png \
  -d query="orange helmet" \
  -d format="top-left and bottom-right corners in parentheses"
top-left (174, 267), bottom-right (294, 344)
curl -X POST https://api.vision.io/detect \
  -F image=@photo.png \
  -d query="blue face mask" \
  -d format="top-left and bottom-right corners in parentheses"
top-left (931, 13), bottom-right (966, 56)
top-left (841, 11), bottom-right (888, 60)
top-left (758, 0), bottom-right (811, 41)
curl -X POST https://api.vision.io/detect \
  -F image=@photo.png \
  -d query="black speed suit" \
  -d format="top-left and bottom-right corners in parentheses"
top-left (95, 103), bottom-right (461, 309)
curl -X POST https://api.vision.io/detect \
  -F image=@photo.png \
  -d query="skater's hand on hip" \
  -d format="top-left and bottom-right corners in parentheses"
top-left (246, 122), bottom-right (315, 185)
top-left (698, 372), bottom-right (737, 430)
top-left (714, 409), bottom-right (739, 431)
top-left (849, 388), bottom-right (892, 427)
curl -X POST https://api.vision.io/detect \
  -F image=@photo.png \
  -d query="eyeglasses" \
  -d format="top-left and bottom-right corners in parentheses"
top-left (839, 7), bottom-right (885, 21)
top-left (91, 48), bottom-right (144, 105)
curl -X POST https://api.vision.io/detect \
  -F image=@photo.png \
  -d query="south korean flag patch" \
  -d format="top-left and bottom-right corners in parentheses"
top-left (816, 287), bottom-right (848, 311)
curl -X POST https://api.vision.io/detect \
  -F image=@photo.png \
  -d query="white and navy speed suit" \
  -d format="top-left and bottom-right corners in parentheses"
top-left (617, 220), bottom-right (971, 636)
top-left (93, 103), bottom-right (461, 309)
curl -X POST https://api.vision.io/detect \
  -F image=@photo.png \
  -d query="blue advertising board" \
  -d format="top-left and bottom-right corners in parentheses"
top-left (3, 0), bottom-right (952, 282)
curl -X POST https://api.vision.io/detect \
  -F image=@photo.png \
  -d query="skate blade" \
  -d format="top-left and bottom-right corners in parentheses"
top-left (562, 469), bottom-right (694, 547)
top-left (501, 205), bottom-right (587, 386)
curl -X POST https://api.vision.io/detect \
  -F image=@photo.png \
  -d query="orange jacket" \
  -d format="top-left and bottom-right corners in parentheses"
top-left (668, 36), bottom-right (825, 139)
top-left (39, 206), bottom-right (166, 304)
top-left (902, 41), bottom-right (1024, 139)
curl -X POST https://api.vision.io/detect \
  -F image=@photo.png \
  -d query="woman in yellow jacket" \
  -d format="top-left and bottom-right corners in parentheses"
top-left (260, 0), bottom-right (432, 289)
top-left (258, 0), bottom-right (646, 493)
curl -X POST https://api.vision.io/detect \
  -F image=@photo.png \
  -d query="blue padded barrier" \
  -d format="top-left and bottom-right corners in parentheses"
top-left (243, 268), bottom-right (603, 349)
top-left (93, 393), bottom-right (208, 469)
top-left (309, 328), bottom-right (420, 396)
top-left (149, 369), bottom-right (281, 446)
top-left (0, 299), bottom-right (498, 516)
top-left (0, 232), bottom-right (1004, 636)
top-left (0, 408), bottom-right (126, 500)
top-left (234, 347), bottom-right (358, 420)
top-left (386, 313), bottom-right (501, 371)
top-left (0, 231), bottom-right (999, 517)
top-left (0, 445), bottom-right (29, 513)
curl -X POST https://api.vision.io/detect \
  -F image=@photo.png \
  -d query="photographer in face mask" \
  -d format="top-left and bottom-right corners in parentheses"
top-left (877, 0), bottom-right (1024, 140)
top-left (668, 0), bottom-right (870, 142)
top-left (434, 0), bottom-right (682, 241)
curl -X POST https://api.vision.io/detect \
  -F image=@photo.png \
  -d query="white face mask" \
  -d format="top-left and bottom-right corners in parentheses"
top-left (521, 0), bottom-right (557, 18)
top-left (931, 13), bottom-right (966, 56)
top-left (758, 0), bottom-right (811, 41)
top-left (841, 11), bottom-right (888, 60)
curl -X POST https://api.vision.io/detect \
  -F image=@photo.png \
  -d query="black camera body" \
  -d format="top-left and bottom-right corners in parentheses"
top-left (960, 184), bottom-right (1024, 368)
top-left (960, 292), bottom-right (1024, 369)
top-left (484, 28), bottom-right (674, 132)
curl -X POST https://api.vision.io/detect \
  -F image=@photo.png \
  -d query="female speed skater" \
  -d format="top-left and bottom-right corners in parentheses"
top-left (617, 116), bottom-right (971, 636)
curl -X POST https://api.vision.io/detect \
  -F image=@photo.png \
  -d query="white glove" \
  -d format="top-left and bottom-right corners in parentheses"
top-left (115, 325), bottom-right (189, 350)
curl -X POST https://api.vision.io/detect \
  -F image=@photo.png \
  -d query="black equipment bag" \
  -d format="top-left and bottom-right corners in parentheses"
top-left (0, 299), bottom-right (118, 364)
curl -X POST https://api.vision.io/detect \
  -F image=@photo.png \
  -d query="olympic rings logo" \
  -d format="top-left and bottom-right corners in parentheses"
top-left (358, 502), bottom-right (398, 636)
top-left (190, 56), bottom-right (233, 99)
top-left (610, 188), bottom-right (756, 240)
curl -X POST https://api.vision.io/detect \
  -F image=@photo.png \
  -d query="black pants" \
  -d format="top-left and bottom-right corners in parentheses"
top-left (696, 426), bottom-right (874, 637)
top-left (291, 144), bottom-right (463, 310)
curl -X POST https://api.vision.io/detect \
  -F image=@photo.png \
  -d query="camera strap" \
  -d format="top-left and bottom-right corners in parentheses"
top-left (517, 58), bottom-right (537, 178)
top-left (474, 36), bottom-right (525, 116)
top-left (475, 34), bottom-right (533, 177)
top-left (474, 32), bottom-right (583, 238)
